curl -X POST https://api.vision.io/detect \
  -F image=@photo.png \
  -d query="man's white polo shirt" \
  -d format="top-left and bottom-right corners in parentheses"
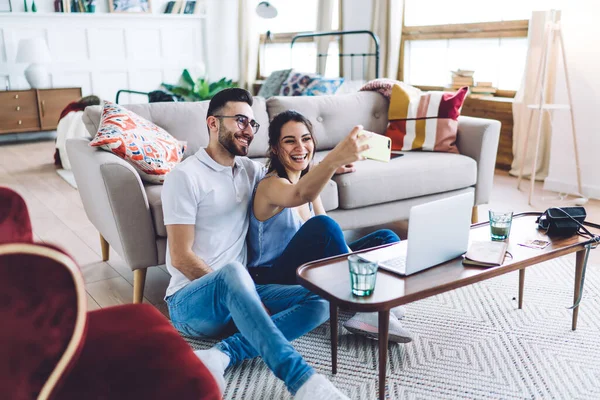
top-left (162, 148), bottom-right (265, 297)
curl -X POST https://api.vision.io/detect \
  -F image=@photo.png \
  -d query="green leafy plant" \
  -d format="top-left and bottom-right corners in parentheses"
top-left (161, 69), bottom-right (237, 101)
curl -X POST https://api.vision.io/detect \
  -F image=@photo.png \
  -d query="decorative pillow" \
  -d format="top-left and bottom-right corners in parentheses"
top-left (303, 77), bottom-right (345, 96)
top-left (258, 69), bottom-right (292, 98)
top-left (362, 80), bottom-right (467, 153)
top-left (89, 101), bottom-right (186, 184)
top-left (279, 72), bottom-right (319, 96)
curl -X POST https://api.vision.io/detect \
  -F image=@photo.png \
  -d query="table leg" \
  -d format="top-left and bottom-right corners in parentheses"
top-left (330, 302), bottom-right (338, 374)
top-left (518, 269), bottom-right (525, 309)
top-left (378, 310), bottom-right (389, 400)
top-left (573, 249), bottom-right (586, 331)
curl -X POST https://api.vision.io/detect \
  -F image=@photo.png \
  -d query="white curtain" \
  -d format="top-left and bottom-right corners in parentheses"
top-left (367, 0), bottom-right (403, 80)
top-left (238, 0), bottom-right (260, 90)
top-left (510, 10), bottom-right (560, 180)
top-left (316, 0), bottom-right (335, 75)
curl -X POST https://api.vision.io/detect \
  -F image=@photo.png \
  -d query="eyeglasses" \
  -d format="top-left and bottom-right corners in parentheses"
top-left (214, 114), bottom-right (260, 134)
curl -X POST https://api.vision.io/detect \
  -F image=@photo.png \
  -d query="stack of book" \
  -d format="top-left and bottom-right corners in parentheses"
top-left (164, 0), bottom-right (199, 13)
top-left (470, 82), bottom-right (497, 99)
top-left (54, 0), bottom-right (95, 12)
top-left (450, 69), bottom-right (474, 90)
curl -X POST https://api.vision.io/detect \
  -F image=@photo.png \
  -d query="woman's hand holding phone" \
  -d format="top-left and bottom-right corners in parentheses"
top-left (325, 125), bottom-right (370, 168)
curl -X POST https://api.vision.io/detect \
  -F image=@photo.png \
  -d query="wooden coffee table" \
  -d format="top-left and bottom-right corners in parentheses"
top-left (296, 213), bottom-right (599, 400)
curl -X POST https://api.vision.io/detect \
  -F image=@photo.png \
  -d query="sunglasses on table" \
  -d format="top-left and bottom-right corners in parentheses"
top-left (214, 114), bottom-right (260, 134)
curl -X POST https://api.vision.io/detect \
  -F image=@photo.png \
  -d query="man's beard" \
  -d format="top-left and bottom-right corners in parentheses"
top-left (218, 124), bottom-right (250, 156)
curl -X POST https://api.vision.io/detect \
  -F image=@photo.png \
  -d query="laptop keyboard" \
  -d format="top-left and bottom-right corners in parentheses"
top-left (383, 255), bottom-right (407, 274)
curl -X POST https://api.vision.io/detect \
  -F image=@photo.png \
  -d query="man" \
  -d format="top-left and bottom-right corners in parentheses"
top-left (162, 88), bottom-right (354, 399)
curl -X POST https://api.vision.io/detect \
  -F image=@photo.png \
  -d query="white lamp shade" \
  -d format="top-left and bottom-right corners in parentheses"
top-left (16, 37), bottom-right (52, 64)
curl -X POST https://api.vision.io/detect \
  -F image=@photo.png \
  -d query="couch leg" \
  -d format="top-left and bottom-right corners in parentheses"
top-left (471, 206), bottom-right (478, 224)
top-left (100, 234), bottom-right (110, 261)
top-left (133, 268), bottom-right (147, 304)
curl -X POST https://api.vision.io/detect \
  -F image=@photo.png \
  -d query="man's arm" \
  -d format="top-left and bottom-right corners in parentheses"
top-left (166, 224), bottom-right (213, 280)
top-left (166, 224), bottom-right (270, 314)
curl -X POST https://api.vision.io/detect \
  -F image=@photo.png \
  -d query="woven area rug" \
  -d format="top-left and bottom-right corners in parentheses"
top-left (184, 256), bottom-right (600, 399)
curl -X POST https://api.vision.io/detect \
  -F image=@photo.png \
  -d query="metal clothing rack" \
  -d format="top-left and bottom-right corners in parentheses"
top-left (290, 30), bottom-right (380, 80)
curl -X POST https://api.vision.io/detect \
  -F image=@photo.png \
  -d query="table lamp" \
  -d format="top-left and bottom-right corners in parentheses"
top-left (16, 37), bottom-right (52, 89)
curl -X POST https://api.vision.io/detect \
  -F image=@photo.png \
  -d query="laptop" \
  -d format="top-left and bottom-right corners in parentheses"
top-left (358, 192), bottom-right (474, 276)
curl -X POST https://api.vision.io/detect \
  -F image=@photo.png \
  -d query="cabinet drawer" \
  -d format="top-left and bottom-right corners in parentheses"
top-left (38, 88), bottom-right (82, 130)
top-left (0, 91), bottom-right (41, 134)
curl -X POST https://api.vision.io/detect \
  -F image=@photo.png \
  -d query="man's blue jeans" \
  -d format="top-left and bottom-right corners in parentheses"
top-left (249, 215), bottom-right (400, 285)
top-left (166, 262), bottom-right (328, 395)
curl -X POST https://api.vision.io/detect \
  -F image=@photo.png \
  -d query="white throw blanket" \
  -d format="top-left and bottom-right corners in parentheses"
top-left (55, 111), bottom-right (90, 170)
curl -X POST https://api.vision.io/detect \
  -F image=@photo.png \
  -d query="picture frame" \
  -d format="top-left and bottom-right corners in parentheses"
top-left (109, 0), bottom-right (151, 13)
top-left (0, 0), bottom-right (12, 12)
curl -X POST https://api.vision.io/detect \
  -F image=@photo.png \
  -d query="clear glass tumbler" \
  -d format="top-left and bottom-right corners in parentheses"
top-left (489, 210), bottom-right (513, 241)
top-left (347, 255), bottom-right (378, 296)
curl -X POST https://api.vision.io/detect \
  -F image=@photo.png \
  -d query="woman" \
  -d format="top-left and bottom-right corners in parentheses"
top-left (247, 110), bottom-right (412, 343)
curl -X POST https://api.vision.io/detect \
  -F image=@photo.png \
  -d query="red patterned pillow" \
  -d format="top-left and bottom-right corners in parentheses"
top-left (89, 101), bottom-right (185, 184)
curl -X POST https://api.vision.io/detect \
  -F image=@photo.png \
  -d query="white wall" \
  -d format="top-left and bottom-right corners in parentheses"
top-left (544, 3), bottom-right (600, 199)
top-left (204, 0), bottom-right (239, 82)
top-left (0, 13), bottom-right (205, 103)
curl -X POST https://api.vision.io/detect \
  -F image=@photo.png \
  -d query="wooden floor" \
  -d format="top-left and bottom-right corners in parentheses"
top-left (2, 139), bottom-right (600, 318)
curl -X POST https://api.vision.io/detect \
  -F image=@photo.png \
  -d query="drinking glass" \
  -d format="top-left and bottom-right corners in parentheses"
top-left (489, 210), bottom-right (513, 241)
top-left (348, 255), bottom-right (378, 296)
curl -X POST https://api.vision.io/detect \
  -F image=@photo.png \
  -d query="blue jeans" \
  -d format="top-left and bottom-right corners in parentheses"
top-left (249, 215), bottom-right (400, 285)
top-left (166, 262), bottom-right (328, 395)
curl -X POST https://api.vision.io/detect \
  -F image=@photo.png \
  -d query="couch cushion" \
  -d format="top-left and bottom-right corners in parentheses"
top-left (258, 69), bottom-right (292, 98)
top-left (83, 97), bottom-right (270, 159)
top-left (267, 92), bottom-right (389, 152)
top-left (89, 101), bottom-right (186, 184)
top-left (332, 152), bottom-right (477, 209)
top-left (279, 71), bottom-right (319, 96)
top-left (303, 77), bottom-right (345, 96)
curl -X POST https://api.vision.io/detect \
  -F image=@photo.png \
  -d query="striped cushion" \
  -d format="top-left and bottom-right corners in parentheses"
top-left (362, 80), bottom-right (467, 153)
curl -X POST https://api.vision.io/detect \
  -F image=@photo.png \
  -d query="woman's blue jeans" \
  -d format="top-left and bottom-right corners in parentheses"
top-left (248, 215), bottom-right (400, 285)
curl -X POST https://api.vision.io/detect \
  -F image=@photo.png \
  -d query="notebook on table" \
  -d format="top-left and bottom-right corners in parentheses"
top-left (462, 241), bottom-right (508, 267)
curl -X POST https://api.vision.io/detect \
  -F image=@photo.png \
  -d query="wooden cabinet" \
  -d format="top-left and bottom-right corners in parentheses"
top-left (462, 96), bottom-right (514, 171)
top-left (0, 88), bottom-right (82, 135)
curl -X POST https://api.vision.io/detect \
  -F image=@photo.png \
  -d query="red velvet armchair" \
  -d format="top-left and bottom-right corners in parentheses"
top-left (0, 187), bottom-right (220, 400)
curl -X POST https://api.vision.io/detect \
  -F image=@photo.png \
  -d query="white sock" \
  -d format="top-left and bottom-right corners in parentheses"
top-left (295, 373), bottom-right (349, 400)
top-left (194, 348), bottom-right (230, 393)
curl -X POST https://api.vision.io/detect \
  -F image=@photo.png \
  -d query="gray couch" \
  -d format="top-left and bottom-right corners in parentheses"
top-left (67, 92), bottom-right (500, 303)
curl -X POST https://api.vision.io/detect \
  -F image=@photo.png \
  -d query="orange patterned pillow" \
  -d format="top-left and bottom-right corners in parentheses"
top-left (89, 101), bottom-right (185, 184)
top-left (362, 80), bottom-right (467, 153)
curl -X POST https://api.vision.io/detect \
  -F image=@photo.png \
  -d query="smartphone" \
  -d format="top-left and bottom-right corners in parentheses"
top-left (358, 131), bottom-right (392, 162)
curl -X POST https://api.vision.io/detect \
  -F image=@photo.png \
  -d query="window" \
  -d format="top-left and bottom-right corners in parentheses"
top-left (400, 0), bottom-right (561, 93)
top-left (257, 0), bottom-right (340, 79)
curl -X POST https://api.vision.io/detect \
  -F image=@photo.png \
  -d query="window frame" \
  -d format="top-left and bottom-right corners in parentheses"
top-left (398, 13), bottom-right (529, 98)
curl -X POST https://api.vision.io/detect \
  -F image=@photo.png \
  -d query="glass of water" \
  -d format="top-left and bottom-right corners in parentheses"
top-left (489, 210), bottom-right (513, 241)
top-left (348, 255), bottom-right (378, 296)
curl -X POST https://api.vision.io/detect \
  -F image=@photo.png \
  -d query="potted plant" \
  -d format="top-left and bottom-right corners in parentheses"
top-left (161, 69), bottom-right (237, 101)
